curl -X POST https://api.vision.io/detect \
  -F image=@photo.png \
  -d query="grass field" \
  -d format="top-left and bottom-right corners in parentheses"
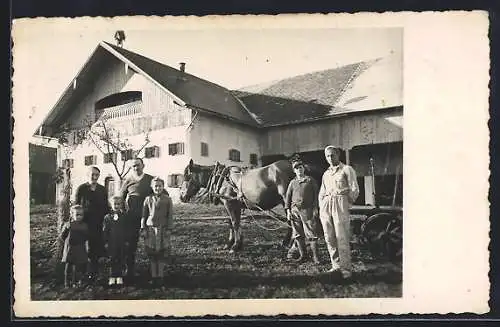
top-left (30, 203), bottom-right (402, 300)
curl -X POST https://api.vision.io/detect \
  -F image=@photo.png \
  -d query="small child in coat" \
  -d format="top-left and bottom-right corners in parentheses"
top-left (141, 177), bottom-right (174, 286)
top-left (102, 196), bottom-right (129, 286)
top-left (60, 205), bottom-right (89, 288)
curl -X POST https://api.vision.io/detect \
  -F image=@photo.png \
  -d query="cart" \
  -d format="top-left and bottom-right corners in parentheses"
top-left (351, 157), bottom-right (403, 261)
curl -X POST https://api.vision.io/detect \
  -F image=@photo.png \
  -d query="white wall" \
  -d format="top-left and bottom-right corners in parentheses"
top-left (189, 113), bottom-right (261, 167)
top-left (58, 125), bottom-right (190, 204)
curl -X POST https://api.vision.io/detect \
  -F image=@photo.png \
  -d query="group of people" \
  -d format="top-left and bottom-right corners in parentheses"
top-left (59, 144), bottom-right (359, 288)
top-left (59, 158), bottom-right (174, 288)
top-left (284, 145), bottom-right (359, 278)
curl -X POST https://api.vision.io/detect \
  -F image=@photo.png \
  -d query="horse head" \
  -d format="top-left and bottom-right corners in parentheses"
top-left (179, 176), bottom-right (200, 203)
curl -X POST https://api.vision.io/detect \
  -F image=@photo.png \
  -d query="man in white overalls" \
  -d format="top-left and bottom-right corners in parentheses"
top-left (319, 146), bottom-right (359, 278)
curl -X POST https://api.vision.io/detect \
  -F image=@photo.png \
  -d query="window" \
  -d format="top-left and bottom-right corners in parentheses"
top-left (62, 158), bottom-right (74, 168)
top-left (201, 142), bottom-right (209, 157)
top-left (249, 153), bottom-right (258, 166)
top-left (121, 149), bottom-right (135, 161)
top-left (84, 155), bottom-right (97, 166)
top-left (229, 149), bottom-right (241, 162)
top-left (145, 146), bottom-right (160, 158)
top-left (167, 174), bottom-right (184, 188)
top-left (103, 152), bottom-right (117, 164)
top-left (168, 142), bottom-right (185, 156)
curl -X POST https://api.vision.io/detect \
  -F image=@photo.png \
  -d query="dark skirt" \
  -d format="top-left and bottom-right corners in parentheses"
top-left (62, 242), bottom-right (88, 265)
top-left (142, 226), bottom-right (171, 258)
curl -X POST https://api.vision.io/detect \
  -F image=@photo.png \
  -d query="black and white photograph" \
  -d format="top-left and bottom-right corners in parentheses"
top-left (12, 13), bottom-right (489, 317)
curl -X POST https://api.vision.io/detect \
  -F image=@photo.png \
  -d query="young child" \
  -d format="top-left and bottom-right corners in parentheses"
top-left (59, 205), bottom-right (89, 288)
top-left (141, 177), bottom-right (174, 287)
top-left (102, 196), bottom-right (129, 286)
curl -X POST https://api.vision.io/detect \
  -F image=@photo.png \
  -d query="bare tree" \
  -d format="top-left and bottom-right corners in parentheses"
top-left (56, 114), bottom-right (150, 183)
top-left (84, 118), bottom-right (150, 182)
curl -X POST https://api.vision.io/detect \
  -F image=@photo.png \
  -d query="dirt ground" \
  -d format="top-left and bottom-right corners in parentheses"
top-left (29, 203), bottom-right (402, 300)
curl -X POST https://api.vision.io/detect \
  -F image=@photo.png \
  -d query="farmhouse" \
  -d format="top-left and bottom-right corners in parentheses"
top-left (35, 41), bottom-right (402, 205)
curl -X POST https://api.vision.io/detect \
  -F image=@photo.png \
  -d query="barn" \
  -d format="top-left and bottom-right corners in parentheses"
top-left (29, 136), bottom-right (58, 205)
top-left (35, 41), bottom-right (402, 205)
top-left (235, 54), bottom-right (403, 206)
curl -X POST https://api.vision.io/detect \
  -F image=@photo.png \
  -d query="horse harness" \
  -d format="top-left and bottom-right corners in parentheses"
top-left (212, 165), bottom-right (244, 202)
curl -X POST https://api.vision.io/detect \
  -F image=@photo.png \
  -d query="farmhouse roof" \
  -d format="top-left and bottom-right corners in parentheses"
top-left (103, 42), bottom-right (259, 127)
top-left (37, 42), bottom-right (402, 135)
top-left (233, 52), bottom-right (403, 127)
top-left (37, 41), bottom-right (260, 135)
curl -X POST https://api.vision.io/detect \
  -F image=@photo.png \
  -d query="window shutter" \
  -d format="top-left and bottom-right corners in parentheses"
top-left (104, 152), bottom-right (117, 164)
top-left (229, 149), bottom-right (240, 162)
top-left (121, 149), bottom-right (134, 161)
top-left (63, 158), bottom-right (74, 168)
top-left (250, 153), bottom-right (258, 165)
top-left (201, 142), bottom-right (209, 157)
top-left (168, 143), bottom-right (184, 156)
top-left (168, 144), bottom-right (176, 155)
top-left (167, 175), bottom-right (173, 188)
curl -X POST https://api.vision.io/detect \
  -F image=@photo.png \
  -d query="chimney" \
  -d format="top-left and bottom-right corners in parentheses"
top-left (179, 62), bottom-right (186, 72)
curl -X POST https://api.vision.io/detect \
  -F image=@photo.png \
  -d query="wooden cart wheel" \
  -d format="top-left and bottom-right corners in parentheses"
top-left (361, 213), bottom-right (402, 261)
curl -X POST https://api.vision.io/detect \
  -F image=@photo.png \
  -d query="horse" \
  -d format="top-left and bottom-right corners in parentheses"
top-left (180, 159), bottom-right (324, 253)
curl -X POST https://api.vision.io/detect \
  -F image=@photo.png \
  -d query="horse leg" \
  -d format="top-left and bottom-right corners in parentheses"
top-left (224, 221), bottom-right (235, 250)
top-left (223, 201), bottom-right (235, 250)
top-left (229, 201), bottom-right (243, 253)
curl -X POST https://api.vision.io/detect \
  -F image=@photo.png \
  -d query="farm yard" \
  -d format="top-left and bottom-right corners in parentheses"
top-left (30, 203), bottom-right (402, 300)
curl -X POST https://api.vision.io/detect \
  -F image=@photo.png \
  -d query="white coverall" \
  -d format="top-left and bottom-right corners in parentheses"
top-left (318, 163), bottom-right (359, 273)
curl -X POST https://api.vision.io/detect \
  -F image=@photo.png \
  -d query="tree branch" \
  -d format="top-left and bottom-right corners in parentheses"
top-left (86, 130), bottom-right (107, 155)
top-left (135, 133), bottom-right (151, 157)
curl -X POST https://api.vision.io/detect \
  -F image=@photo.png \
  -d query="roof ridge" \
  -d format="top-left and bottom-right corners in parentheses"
top-left (230, 93), bottom-right (263, 125)
top-left (335, 62), bottom-right (365, 105)
top-left (103, 41), bottom-right (233, 93)
top-left (236, 60), bottom-right (368, 96)
top-left (334, 57), bottom-right (384, 106)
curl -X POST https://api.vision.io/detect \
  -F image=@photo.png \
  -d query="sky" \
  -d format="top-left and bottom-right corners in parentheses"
top-left (12, 18), bottom-right (402, 134)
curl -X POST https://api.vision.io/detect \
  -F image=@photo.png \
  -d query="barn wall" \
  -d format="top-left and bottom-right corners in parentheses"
top-left (261, 109), bottom-right (403, 156)
top-left (29, 143), bottom-right (58, 204)
top-left (189, 113), bottom-right (261, 167)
